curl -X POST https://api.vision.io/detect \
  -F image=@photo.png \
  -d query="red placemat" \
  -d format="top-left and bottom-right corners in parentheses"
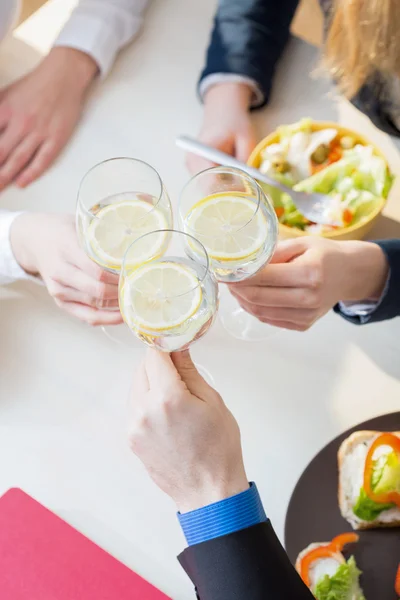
top-left (0, 488), bottom-right (171, 600)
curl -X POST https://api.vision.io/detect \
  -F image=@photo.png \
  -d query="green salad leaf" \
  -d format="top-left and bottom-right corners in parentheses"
top-left (344, 190), bottom-right (384, 226)
top-left (314, 557), bottom-right (365, 600)
top-left (353, 451), bottom-right (399, 521)
top-left (353, 488), bottom-right (394, 522)
top-left (259, 176), bottom-right (308, 229)
top-left (293, 154), bottom-right (361, 195)
top-left (345, 147), bottom-right (393, 198)
top-left (277, 117), bottom-right (312, 142)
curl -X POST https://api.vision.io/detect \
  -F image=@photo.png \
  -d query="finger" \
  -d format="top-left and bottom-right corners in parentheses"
top-left (144, 349), bottom-right (180, 389)
top-left (0, 102), bottom-right (11, 131)
top-left (257, 317), bottom-right (311, 332)
top-left (52, 265), bottom-right (119, 304)
top-left (234, 299), bottom-right (316, 325)
top-left (72, 251), bottom-right (120, 285)
top-left (270, 239), bottom-right (310, 264)
top-left (171, 350), bottom-right (216, 400)
top-left (229, 285), bottom-right (314, 309)
top-left (232, 261), bottom-right (312, 288)
top-left (0, 133), bottom-right (41, 188)
top-left (50, 280), bottom-right (119, 308)
top-left (131, 362), bottom-right (149, 405)
top-left (15, 138), bottom-right (60, 187)
top-left (235, 134), bottom-right (256, 163)
top-left (0, 121), bottom-right (27, 165)
top-left (56, 301), bottom-right (124, 326)
top-left (186, 152), bottom-right (215, 175)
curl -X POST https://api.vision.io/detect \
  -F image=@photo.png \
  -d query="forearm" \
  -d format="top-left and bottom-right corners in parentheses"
top-left (54, 0), bottom-right (151, 77)
top-left (0, 211), bottom-right (39, 285)
top-left (200, 0), bottom-right (300, 108)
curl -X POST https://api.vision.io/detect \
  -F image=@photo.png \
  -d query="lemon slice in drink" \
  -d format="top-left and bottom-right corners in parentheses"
top-left (88, 199), bottom-right (167, 270)
top-left (121, 261), bottom-right (202, 331)
top-left (186, 193), bottom-right (268, 261)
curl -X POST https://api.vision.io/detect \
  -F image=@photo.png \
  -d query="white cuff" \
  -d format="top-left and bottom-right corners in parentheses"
top-left (338, 301), bottom-right (379, 317)
top-left (0, 211), bottom-right (35, 285)
top-left (199, 74), bottom-right (264, 108)
top-left (53, 2), bottom-right (147, 78)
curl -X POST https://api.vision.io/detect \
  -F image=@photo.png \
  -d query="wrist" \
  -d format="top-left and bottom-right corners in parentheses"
top-left (177, 473), bottom-right (249, 514)
top-left (45, 47), bottom-right (98, 93)
top-left (339, 241), bottom-right (389, 302)
top-left (10, 213), bottom-right (41, 276)
top-left (204, 82), bottom-right (253, 112)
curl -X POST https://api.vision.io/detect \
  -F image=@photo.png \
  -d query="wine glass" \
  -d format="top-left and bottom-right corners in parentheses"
top-left (76, 157), bottom-right (173, 346)
top-left (179, 166), bottom-right (278, 341)
top-left (119, 229), bottom-right (218, 379)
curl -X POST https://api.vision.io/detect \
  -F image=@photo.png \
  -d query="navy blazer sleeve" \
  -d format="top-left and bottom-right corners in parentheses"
top-left (335, 240), bottom-right (400, 324)
top-left (178, 521), bottom-right (313, 599)
top-left (200, 0), bottom-right (300, 108)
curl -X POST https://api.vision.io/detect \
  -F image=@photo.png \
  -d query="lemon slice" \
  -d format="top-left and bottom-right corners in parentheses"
top-left (121, 261), bottom-right (202, 331)
top-left (88, 199), bottom-right (167, 270)
top-left (186, 193), bottom-right (268, 261)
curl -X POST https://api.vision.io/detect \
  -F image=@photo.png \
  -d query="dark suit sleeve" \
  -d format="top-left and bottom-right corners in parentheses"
top-left (200, 0), bottom-right (300, 108)
top-left (178, 521), bottom-right (313, 599)
top-left (334, 239), bottom-right (400, 324)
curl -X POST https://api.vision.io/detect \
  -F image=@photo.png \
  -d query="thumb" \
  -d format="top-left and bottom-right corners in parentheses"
top-left (171, 351), bottom-right (216, 400)
top-left (270, 238), bottom-right (310, 264)
top-left (235, 134), bottom-right (256, 163)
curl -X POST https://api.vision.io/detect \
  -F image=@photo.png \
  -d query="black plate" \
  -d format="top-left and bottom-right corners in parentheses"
top-left (285, 412), bottom-right (400, 599)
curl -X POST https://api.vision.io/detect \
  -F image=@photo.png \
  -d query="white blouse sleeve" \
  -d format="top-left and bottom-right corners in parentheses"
top-left (53, 0), bottom-right (151, 78)
top-left (0, 210), bottom-right (37, 285)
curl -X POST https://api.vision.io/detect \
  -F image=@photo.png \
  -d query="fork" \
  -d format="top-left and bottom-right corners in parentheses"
top-left (176, 135), bottom-right (340, 226)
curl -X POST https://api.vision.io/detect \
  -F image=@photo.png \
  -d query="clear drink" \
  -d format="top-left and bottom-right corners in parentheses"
top-left (179, 168), bottom-right (278, 283)
top-left (75, 158), bottom-right (173, 348)
top-left (76, 159), bottom-right (173, 275)
top-left (179, 167), bottom-right (278, 341)
top-left (119, 230), bottom-right (218, 352)
top-left (184, 192), bottom-right (276, 282)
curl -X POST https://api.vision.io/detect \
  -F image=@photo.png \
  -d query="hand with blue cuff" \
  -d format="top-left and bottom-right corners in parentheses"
top-left (128, 349), bottom-right (249, 513)
top-left (129, 349), bottom-right (313, 599)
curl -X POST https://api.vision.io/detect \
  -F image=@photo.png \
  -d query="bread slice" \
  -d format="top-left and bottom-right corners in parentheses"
top-left (338, 430), bottom-right (400, 530)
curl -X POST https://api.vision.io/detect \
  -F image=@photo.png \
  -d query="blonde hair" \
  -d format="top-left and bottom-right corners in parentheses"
top-left (323, 0), bottom-right (400, 99)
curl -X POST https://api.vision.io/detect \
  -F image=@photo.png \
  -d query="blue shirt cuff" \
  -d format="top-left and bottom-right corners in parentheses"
top-left (177, 482), bottom-right (267, 547)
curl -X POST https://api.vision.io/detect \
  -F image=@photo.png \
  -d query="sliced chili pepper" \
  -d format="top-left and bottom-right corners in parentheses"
top-left (300, 545), bottom-right (338, 588)
top-left (364, 433), bottom-right (400, 508)
top-left (330, 533), bottom-right (359, 552)
top-left (299, 533), bottom-right (359, 588)
top-left (275, 206), bottom-right (284, 219)
top-left (395, 564), bottom-right (400, 596)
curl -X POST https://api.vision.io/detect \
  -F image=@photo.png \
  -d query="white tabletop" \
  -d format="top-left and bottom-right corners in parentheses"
top-left (1, 1), bottom-right (400, 598)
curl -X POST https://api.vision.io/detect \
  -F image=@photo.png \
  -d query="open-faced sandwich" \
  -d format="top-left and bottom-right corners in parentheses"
top-left (259, 118), bottom-right (393, 234)
top-left (296, 533), bottom-right (365, 599)
top-left (338, 431), bottom-right (400, 530)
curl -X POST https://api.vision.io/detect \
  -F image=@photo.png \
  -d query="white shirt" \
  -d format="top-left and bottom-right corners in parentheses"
top-left (0, 0), bottom-right (149, 285)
